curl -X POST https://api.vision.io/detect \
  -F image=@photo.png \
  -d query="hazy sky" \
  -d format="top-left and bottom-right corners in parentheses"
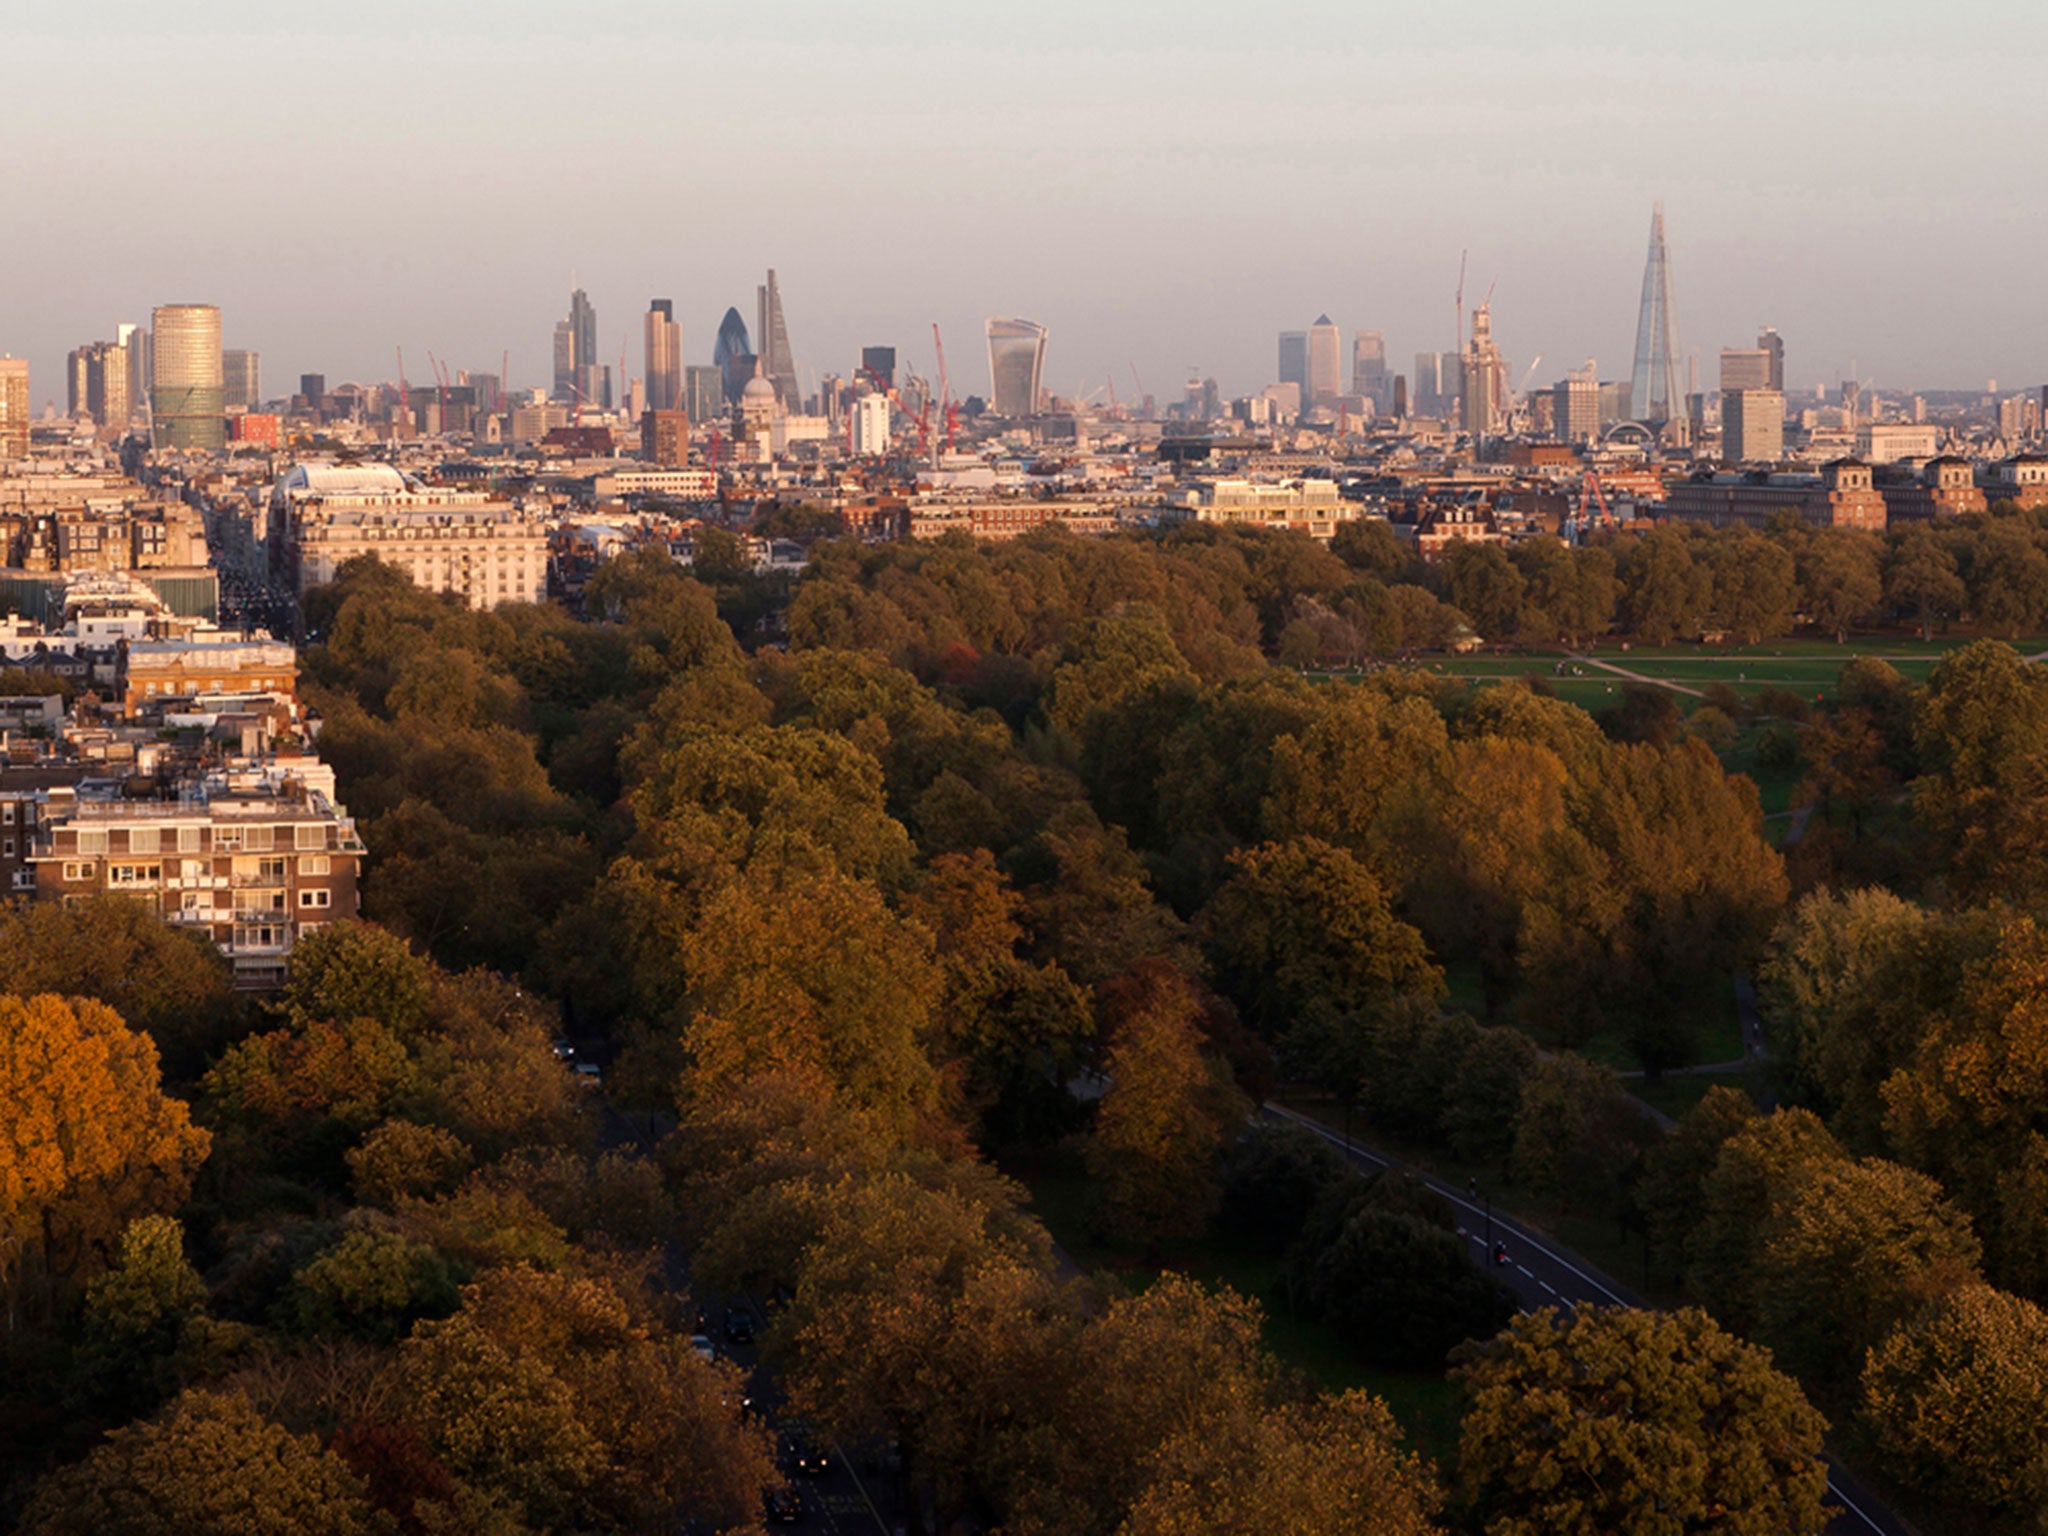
top-left (8, 0), bottom-right (2047, 411)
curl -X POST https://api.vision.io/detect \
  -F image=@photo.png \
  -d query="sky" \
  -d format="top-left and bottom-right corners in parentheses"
top-left (7, 0), bottom-right (2047, 412)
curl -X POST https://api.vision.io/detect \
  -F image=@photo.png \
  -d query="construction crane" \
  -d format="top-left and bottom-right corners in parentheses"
top-left (395, 348), bottom-right (410, 435)
top-left (1564, 470), bottom-right (1616, 546)
top-left (1516, 355), bottom-right (1545, 395)
top-left (425, 351), bottom-right (449, 434)
top-left (931, 323), bottom-right (959, 457)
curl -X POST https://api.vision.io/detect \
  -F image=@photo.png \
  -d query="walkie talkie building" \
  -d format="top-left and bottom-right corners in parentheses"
top-left (986, 317), bottom-right (1047, 418)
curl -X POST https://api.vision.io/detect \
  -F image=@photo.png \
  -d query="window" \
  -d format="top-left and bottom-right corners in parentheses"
top-left (299, 888), bottom-right (331, 909)
top-left (129, 827), bottom-right (160, 855)
top-left (77, 829), bottom-right (107, 855)
top-left (214, 828), bottom-right (241, 852)
top-left (295, 825), bottom-right (325, 851)
top-left (108, 863), bottom-right (161, 886)
top-left (2, 804), bottom-right (13, 824)
top-left (62, 861), bottom-right (90, 882)
top-left (299, 855), bottom-right (330, 876)
top-left (178, 827), bottom-right (201, 853)
top-left (243, 826), bottom-right (273, 852)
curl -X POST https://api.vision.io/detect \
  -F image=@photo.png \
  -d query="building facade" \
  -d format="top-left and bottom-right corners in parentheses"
top-left (986, 317), bottom-right (1049, 418)
top-left (222, 349), bottom-right (261, 411)
top-left (1723, 388), bottom-right (1785, 464)
top-left (645, 300), bottom-right (682, 413)
top-left (150, 304), bottom-right (225, 451)
top-left (1306, 315), bottom-right (1342, 405)
top-left (0, 358), bottom-right (28, 460)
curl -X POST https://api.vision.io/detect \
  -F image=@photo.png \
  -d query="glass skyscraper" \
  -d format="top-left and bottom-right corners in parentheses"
top-left (151, 304), bottom-right (225, 451)
top-left (986, 317), bottom-right (1048, 418)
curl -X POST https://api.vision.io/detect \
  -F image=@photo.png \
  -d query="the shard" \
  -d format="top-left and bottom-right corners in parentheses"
top-left (1628, 202), bottom-right (1683, 428)
top-left (756, 270), bottom-right (800, 410)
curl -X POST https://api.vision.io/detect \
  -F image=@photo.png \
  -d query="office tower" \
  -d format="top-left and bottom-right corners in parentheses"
top-left (686, 365), bottom-right (726, 424)
top-left (861, 346), bottom-right (896, 391)
top-left (125, 326), bottom-right (150, 421)
top-left (1306, 315), bottom-right (1342, 405)
top-left (0, 357), bottom-right (28, 459)
top-left (1841, 379), bottom-right (1862, 425)
top-left (67, 340), bottom-right (130, 429)
top-left (986, 317), bottom-right (1049, 417)
top-left (1462, 304), bottom-right (1505, 436)
top-left (1391, 375), bottom-right (1408, 417)
top-left (571, 288), bottom-right (596, 395)
top-left (852, 392), bottom-right (891, 455)
top-left (1758, 327), bottom-right (1784, 392)
top-left (1723, 389), bottom-right (1785, 464)
top-left (755, 271), bottom-right (799, 409)
top-left (1351, 330), bottom-right (1388, 403)
top-left (301, 374), bottom-right (326, 410)
top-left (645, 299), bottom-right (682, 413)
top-left (640, 409), bottom-right (689, 466)
top-left (714, 308), bottom-right (756, 408)
top-left (1278, 331), bottom-right (1308, 392)
top-left (68, 350), bottom-right (90, 420)
top-left (1720, 349), bottom-right (1771, 392)
top-left (1629, 201), bottom-right (1683, 425)
top-left (1413, 352), bottom-right (1442, 415)
top-left (552, 322), bottom-right (575, 400)
top-left (150, 304), bottom-right (225, 451)
top-left (222, 349), bottom-right (260, 411)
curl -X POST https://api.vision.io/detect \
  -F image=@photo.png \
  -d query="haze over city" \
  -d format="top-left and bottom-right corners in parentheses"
top-left (9, 0), bottom-right (2048, 404)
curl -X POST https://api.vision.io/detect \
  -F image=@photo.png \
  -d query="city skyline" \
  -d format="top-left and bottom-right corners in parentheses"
top-left (8, 3), bottom-right (2048, 407)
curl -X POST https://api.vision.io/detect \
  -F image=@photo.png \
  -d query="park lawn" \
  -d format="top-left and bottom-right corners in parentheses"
top-left (1007, 1149), bottom-right (1468, 1465)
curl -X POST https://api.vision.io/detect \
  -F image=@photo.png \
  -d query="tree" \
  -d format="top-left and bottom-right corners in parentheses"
top-left (1331, 518), bottom-right (1410, 581)
top-left (1709, 529), bottom-right (1799, 643)
top-left (1314, 1208), bottom-right (1516, 1367)
top-left (1215, 1121), bottom-right (1355, 1249)
top-left (0, 898), bottom-right (236, 1074)
top-left (1087, 963), bottom-right (1246, 1249)
top-left (1635, 1086), bottom-right (1759, 1278)
top-left (1453, 1306), bottom-right (1831, 1536)
top-left (1, 995), bottom-right (212, 1315)
top-left (70, 1215), bottom-right (208, 1414)
top-left (1861, 1284), bottom-right (2048, 1515)
top-left (1911, 640), bottom-right (2048, 900)
top-left (1795, 532), bottom-right (1882, 638)
top-left (290, 1227), bottom-right (459, 1343)
top-left (346, 1120), bottom-right (475, 1207)
top-left (1884, 528), bottom-right (1965, 639)
top-left (1199, 837), bottom-right (1442, 1041)
top-left (1685, 1108), bottom-right (1845, 1330)
top-left (1752, 1157), bottom-right (1981, 1385)
top-left (680, 863), bottom-right (943, 1132)
top-left (1440, 1026), bottom-right (1538, 1165)
top-left (1508, 1054), bottom-right (1659, 1215)
top-left (20, 1389), bottom-right (385, 1536)
top-left (1616, 526), bottom-right (1712, 644)
top-left (282, 923), bottom-right (434, 1036)
top-left (1442, 541), bottom-right (1527, 640)
top-left (1118, 1391), bottom-right (1443, 1536)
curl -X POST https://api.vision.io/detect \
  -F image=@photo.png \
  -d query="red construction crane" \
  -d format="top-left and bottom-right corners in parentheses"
top-left (931, 323), bottom-right (953, 459)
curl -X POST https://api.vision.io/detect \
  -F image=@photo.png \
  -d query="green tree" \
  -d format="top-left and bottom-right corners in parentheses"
top-left (291, 1227), bottom-right (460, 1342)
top-left (1453, 1306), bottom-right (1830, 1536)
top-left (1314, 1208), bottom-right (1516, 1367)
top-left (1795, 531), bottom-right (1883, 638)
top-left (1118, 1391), bottom-right (1443, 1536)
top-left (20, 1390), bottom-right (385, 1536)
top-left (1752, 1156), bottom-right (1981, 1385)
top-left (1911, 640), bottom-right (2048, 900)
top-left (1861, 1284), bottom-right (2048, 1515)
top-left (1616, 526), bottom-right (1712, 644)
top-left (1508, 1054), bottom-right (1658, 1215)
top-left (1441, 541), bottom-right (1527, 640)
top-left (1885, 527), bottom-right (1966, 638)
top-left (1635, 1086), bottom-right (1759, 1278)
top-left (1088, 963), bottom-right (1246, 1249)
top-left (71, 1214), bottom-right (208, 1414)
top-left (1216, 1121), bottom-right (1355, 1248)
top-left (1708, 529), bottom-right (1799, 643)
top-left (1685, 1108), bottom-right (1845, 1330)
top-left (346, 1120), bottom-right (475, 1207)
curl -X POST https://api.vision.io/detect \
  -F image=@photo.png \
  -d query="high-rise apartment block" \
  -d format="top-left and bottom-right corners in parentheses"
top-left (222, 350), bottom-right (261, 411)
top-left (645, 299), bottom-right (682, 413)
top-left (639, 409), bottom-right (689, 467)
top-left (1306, 315), bottom-right (1342, 405)
top-left (852, 392), bottom-right (891, 455)
top-left (1552, 365), bottom-right (1601, 445)
top-left (150, 304), bottom-right (225, 452)
top-left (1722, 389), bottom-right (1785, 464)
top-left (986, 318), bottom-right (1049, 418)
top-left (0, 358), bottom-right (29, 460)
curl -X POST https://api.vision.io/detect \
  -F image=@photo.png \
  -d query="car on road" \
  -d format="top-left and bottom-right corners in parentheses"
top-left (574, 1062), bottom-right (602, 1089)
top-left (724, 1306), bottom-right (755, 1345)
top-left (763, 1487), bottom-right (802, 1524)
top-left (785, 1430), bottom-right (829, 1477)
top-left (688, 1334), bottom-right (716, 1362)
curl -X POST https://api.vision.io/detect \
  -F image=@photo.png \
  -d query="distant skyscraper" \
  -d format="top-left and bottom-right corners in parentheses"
top-left (645, 299), bottom-right (682, 413)
top-left (552, 322), bottom-right (575, 401)
top-left (1553, 362), bottom-right (1601, 445)
top-left (0, 357), bottom-right (28, 459)
top-left (222, 349), bottom-right (260, 411)
top-left (301, 374), bottom-right (326, 410)
top-left (713, 308), bottom-right (756, 408)
top-left (1758, 327), bottom-right (1784, 392)
top-left (861, 346), bottom-right (897, 391)
top-left (1629, 202), bottom-right (1683, 426)
top-left (1306, 315), bottom-right (1342, 405)
top-left (150, 303), bottom-right (225, 451)
top-left (1351, 330), bottom-right (1388, 404)
top-left (755, 271), bottom-right (799, 409)
top-left (686, 365), bottom-right (726, 424)
top-left (1462, 304), bottom-right (1505, 437)
top-left (852, 392), bottom-right (891, 455)
top-left (1723, 389), bottom-right (1785, 464)
top-left (1278, 331), bottom-right (1308, 392)
top-left (1720, 349), bottom-right (1771, 392)
top-left (67, 340), bottom-right (130, 430)
top-left (554, 287), bottom-right (597, 402)
top-left (986, 317), bottom-right (1049, 417)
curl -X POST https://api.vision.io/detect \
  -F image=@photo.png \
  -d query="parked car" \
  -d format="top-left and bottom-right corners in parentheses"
top-left (688, 1334), bottom-right (716, 1363)
top-left (725, 1306), bottom-right (756, 1345)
